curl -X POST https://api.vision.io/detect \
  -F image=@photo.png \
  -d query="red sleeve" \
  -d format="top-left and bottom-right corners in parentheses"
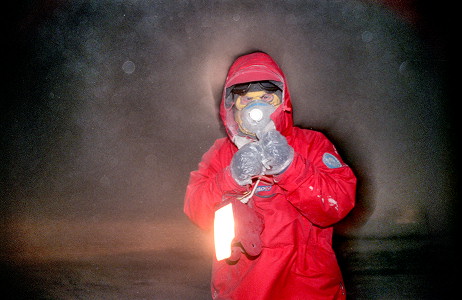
top-left (274, 130), bottom-right (356, 227)
top-left (184, 138), bottom-right (248, 230)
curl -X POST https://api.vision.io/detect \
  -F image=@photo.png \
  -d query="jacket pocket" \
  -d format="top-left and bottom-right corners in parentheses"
top-left (295, 243), bottom-right (341, 279)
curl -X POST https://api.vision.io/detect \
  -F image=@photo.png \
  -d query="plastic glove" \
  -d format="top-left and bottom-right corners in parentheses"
top-left (259, 130), bottom-right (294, 175)
top-left (230, 142), bottom-right (265, 185)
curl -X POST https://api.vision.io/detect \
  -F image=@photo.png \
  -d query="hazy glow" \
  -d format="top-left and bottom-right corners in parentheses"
top-left (214, 203), bottom-right (235, 261)
top-left (5, 217), bottom-right (212, 261)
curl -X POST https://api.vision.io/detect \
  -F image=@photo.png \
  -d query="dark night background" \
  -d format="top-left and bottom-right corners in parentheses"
top-left (1, 0), bottom-right (456, 299)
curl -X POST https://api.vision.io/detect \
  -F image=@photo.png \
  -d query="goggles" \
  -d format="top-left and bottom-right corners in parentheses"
top-left (231, 81), bottom-right (281, 96)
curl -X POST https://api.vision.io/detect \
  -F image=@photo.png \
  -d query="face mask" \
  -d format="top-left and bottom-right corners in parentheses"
top-left (234, 91), bottom-right (281, 136)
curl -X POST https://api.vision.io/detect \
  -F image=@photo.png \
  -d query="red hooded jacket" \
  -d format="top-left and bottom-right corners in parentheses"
top-left (184, 52), bottom-right (356, 299)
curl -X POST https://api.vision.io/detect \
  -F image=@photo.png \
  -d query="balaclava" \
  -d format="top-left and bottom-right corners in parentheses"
top-left (231, 81), bottom-right (282, 137)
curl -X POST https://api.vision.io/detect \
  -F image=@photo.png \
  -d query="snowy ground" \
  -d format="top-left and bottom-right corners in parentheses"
top-left (2, 249), bottom-right (211, 300)
top-left (1, 237), bottom-right (455, 299)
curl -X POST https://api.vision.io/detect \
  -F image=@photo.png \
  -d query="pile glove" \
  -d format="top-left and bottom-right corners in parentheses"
top-left (259, 130), bottom-right (294, 175)
top-left (230, 142), bottom-right (265, 185)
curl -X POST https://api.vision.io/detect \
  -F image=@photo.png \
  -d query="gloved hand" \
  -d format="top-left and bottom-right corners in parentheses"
top-left (216, 197), bottom-right (264, 262)
top-left (259, 130), bottom-right (294, 175)
top-left (230, 142), bottom-right (265, 185)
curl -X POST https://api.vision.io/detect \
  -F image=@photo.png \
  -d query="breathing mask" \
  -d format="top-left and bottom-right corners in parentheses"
top-left (231, 82), bottom-right (282, 137)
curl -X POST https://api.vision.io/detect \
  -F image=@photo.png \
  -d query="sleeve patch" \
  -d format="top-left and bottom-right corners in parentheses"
top-left (322, 153), bottom-right (342, 169)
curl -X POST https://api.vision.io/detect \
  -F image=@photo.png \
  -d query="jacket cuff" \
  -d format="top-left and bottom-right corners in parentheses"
top-left (274, 152), bottom-right (312, 191)
top-left (216, 166), bottom-right (248, 194)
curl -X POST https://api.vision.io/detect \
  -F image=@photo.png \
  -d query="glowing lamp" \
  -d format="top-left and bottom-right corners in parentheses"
top-left (214, 202), bottom-right (235, 261)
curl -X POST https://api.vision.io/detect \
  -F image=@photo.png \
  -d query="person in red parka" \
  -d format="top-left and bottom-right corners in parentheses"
top-left (184, 51), bottom-right (356, 300)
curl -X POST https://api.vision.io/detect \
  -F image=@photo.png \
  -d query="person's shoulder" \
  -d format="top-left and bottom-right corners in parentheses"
top-left (292, 127), bottom-right (325, 139)
top-left (213, 137), bottom-right (233, 147)
top-left (207, 137), bottom-right (235, 152)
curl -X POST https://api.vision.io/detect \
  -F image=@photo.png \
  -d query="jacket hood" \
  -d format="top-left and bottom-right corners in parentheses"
top-left (220, 52), bottom-right (293, 143)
